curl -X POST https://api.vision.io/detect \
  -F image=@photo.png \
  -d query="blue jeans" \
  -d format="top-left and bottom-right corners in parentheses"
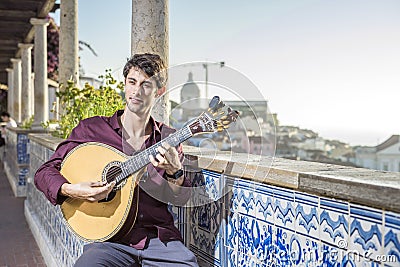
top-left (74, 239), bottom-right (198, 267)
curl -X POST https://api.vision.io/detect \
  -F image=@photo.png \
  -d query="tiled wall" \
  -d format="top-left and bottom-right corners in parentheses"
top-left (25, 138), bottom-right (400, 267)
top-left (4, 130), bottom-right (30, 196)
top-left (27, 140), bottom-right (85, 266)
top-left (187, 170), bottom-right (400, 267)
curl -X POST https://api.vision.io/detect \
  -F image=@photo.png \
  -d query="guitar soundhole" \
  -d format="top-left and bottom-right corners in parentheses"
top-left (102, 162), bottom-right (126, 191)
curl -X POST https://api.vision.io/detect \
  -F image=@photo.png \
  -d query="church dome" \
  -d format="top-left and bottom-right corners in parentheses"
top-left (181, 72), bottom-right (200, 102)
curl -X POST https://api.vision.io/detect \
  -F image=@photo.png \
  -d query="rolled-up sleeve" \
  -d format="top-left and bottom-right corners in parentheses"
top-left (34, 121), bottom-right (87, 205)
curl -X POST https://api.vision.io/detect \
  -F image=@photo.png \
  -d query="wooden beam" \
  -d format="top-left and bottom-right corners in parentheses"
top-left (0, 39), bottom-right (20, 45)
top-left (38, 0), bottom-right (56, 18)
top-left (0, 10), bottom-right (36, 18)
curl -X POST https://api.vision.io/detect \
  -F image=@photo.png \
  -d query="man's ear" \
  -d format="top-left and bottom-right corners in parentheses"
top-left (156, 86), bottom-right (166, 97)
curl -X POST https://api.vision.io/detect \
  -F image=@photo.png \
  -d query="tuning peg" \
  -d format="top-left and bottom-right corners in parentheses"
top-left (220, 115), bottom-right (227, 120)
top-left (223, 125), bottom-right (230, 129)
top-left (208, 96), bottom-right (220, 110)
top-left (222, 120), bottom-right (230, 125)
top-left (217, 126), bottom-right (224, 132)
top-left (216, 101), bottom-right (225, 110)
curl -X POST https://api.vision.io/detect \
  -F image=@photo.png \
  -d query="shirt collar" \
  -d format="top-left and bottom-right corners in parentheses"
top-left (110, 110), bottom-right (162, 135)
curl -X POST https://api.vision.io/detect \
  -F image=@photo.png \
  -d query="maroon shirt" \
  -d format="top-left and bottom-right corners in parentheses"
top-left (34, 110), bottom-right (191, 248)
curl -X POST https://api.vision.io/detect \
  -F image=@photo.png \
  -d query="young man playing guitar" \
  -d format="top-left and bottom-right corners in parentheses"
top-left (34, 53), bottom-right (198, 266)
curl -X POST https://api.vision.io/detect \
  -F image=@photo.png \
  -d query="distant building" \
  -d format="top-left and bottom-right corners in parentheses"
top-left (355, 135), bottom-right (400, 172)
top-left (173, 72), bottom-right (275, 156)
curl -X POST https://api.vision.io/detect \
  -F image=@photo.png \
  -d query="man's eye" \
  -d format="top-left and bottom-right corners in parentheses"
top-left (142, 84), bottom-right (152, 89)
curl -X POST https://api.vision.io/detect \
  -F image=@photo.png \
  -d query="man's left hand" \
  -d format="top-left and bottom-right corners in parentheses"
top-left (149, 142), bottom-right (184, 186)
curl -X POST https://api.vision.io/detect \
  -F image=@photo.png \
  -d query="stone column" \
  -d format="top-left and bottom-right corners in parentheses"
top-left (30, 18), bottom-right (49, 125)
top-left (59, 0), bottom-right (79, 89)
top-left (10, 58), bottom-right (22, 123)
top-left (18, 43), bottom-right (34, 122)
top-left (131, 0), bottom-right (169, 124)
top-left (5, 68), bottom-right (13, 117)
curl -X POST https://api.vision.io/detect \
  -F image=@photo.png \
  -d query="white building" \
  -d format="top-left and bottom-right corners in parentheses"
top-left (355, 135), bottom-right (400, 172)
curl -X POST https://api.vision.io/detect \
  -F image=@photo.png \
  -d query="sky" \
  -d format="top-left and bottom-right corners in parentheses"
top-left (53, 0), bottom-right (400, 147)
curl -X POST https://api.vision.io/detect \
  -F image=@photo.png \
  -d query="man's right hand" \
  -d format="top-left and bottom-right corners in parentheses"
top-left (60, 181), bottom-right (116, 202)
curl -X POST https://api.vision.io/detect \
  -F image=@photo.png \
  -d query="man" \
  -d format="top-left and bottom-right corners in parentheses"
top-left (34, 53), bottom-right (198, 266)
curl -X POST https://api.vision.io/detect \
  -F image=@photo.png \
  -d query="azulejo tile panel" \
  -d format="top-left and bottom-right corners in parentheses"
top-left (253, 184), bottom-right (274, 224)
top-left (384, 211), bottom-right (400, 267)
top-left (236, 214), bottom-right (274, 261)
top-left (273, 186), bottom-right (295, 231)
top-left (320, 197), bottom-right (349, 247)
top-left (231, 179), bottom-right (257, 216)
top-left (350, 205), bottom-right (383, 262)
top-left (295, 192), bottom-right (319, 238)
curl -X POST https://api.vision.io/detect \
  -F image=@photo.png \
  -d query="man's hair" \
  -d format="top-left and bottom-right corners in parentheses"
top-left (123, 53), bottom-right (167, 88)
top-left (1, 112), bottom-right (10, 118)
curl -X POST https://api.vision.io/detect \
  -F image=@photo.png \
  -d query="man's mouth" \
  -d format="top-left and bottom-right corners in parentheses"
top-left (129, 97), bottom-right (143, 104)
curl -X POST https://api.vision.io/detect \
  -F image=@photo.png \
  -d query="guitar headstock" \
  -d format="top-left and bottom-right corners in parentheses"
top-left (188, 96), bottom-right (239, 135)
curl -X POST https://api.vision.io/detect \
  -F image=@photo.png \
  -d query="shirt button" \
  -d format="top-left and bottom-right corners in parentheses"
top-left (139, 214), bottom-right (144, 219)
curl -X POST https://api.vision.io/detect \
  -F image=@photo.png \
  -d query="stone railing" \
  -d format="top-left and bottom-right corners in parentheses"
top-left (25, 134), bottom-right (400, 267)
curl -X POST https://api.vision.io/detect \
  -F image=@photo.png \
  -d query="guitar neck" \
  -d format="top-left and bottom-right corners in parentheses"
top-left (117, 125), bottom-right (193, 181)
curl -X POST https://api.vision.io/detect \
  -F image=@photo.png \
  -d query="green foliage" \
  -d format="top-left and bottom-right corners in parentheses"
top-left (20, 115), bottom-right (34, 129)
top-left (44, 70), bottom-right (125, 138)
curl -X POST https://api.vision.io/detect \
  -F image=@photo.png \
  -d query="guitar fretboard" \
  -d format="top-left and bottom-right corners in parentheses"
top-left (116, 125), bottom-right (192, 183)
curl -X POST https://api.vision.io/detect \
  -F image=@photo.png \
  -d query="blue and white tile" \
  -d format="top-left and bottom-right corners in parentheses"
top-left (212, 219), bottom-right (225, 266)
top-left (273, 187), bottom-right (295, 230)
top-left (319, 243), bottom-right (354, 266)
top-left (274, 227), bottom-right (297, 266)
top-left (236, 215), bottom-right (274, 260)
top-left (384, 211), bottom-right (400, 267)
top-left (225, 212), bottom-right (239, 249)
top-left (202, 170), bottom-right (226, 201)
top-left (210, 201), bottom-right (223, 234)
top-left (295, 192), bottom-right (319, 238)
top-left (224, 247), bottom-right (238, 267)
top-left (251, 219), bottom-right (274, 263)
top-left (237, 252), bottom-right (262, 267)
top-left (253, 184), bottom-right (274, 224)
top-left (190, 224), bottom-right (214, 255)
top-left (320, 197), bottom-right (349, 247)
top-left (350, 205), bottom-right (383, 261)
top-left (231, 179), bottom-right (256, 216)
top-left (237, 215), bottom-right (257, 255)
top-left (294, 232), bottom-right (320, 266)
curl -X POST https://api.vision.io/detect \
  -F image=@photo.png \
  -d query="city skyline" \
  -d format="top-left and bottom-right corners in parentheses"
top-left (54, 0), bottom-right (400, 146)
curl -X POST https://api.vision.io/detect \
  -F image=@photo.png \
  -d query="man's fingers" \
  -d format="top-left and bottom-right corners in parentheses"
top-left (156, 153), bottom-right (167, 164)
top-left (161, 142), bottom-right (171, 151)
top-left (90, 181), bottom-right (104, 187)
top-left (149, 154), bottom-right (159, 166)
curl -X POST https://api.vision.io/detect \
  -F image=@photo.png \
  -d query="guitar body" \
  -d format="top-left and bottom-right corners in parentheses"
top-left (60, 142), bottom-right (143, 242)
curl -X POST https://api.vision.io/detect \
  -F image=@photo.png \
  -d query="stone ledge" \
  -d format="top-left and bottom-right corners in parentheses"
top-left (26, 134), bottom-right (400, 212)
top-left (183, 145), bottom-right (400, 213)
top-left (7, 127), bottom-right (48, 134)
top-left (28, 133), bottom-right (62, 151)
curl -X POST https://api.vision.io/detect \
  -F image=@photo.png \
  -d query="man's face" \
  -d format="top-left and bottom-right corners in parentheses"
top-left (1, 116), bottom-right (7, 122)
top-left (124, 67), bottom-right (158, 115)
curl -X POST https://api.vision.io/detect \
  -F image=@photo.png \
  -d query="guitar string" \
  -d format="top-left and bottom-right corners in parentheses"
top-left (103, 126), bottom-right (194, 182)
top-left (106, 126), bottom-right (194, 181)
